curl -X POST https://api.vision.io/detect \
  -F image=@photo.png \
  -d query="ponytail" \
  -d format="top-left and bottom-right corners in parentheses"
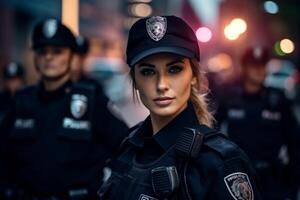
top-left (189, 59), bottom-right (215, 127)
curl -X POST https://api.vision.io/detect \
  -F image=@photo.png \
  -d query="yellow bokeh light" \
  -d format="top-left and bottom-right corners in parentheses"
top-left (208, 53), bottom-right (233, 72)
top-left (280, 38), bottom-right (295, 54)
top-left (130, 3), bottom-right (152, 17)
top-left (224, 25), bottom-right (240, 40)
top-left (231, 18), bottom-right (247, 34)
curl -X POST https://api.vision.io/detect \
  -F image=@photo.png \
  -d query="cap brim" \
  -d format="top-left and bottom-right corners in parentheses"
top-left (32, 39), bottom-right (75, 50)
top-left (129, 47), bottom-right (195, 67)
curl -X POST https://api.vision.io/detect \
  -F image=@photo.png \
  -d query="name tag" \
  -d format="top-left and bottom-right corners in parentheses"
top-left (261, 110), bottom-right (281, 121)
top-left (227, 109), bottom-right (245, 119)
top-left (62, 117), bottom-right (90, 131)
top-left (14, 118), bottom-right (35, 129)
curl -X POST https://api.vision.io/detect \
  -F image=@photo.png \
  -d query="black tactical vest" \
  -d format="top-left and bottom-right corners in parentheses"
top-left (98, 125), bottom-right (222, 200)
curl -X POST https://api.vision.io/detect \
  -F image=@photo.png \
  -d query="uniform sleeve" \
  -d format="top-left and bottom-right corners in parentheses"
top-left (186, 147), bottom-right (263, 200)
top-left (205, 157), bottom-right (263, 200)
top-left (281, 95), bottom-right (300, 197)
top-left (92, 86), bottom-right (129, 155)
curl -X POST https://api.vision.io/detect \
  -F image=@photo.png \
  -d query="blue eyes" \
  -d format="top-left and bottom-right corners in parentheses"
top-left (140, 68), bottom-right (155, 76)
top-left (169, 66), bottom-right (183, 73)
top-left (140, 66), bottom-right (183, 76)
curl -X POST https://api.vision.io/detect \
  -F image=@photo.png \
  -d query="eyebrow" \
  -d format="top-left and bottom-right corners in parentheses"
top-left (137, 63), bottom-right (155, 68)
top-left (137, 59), bottom-right (184, 68)
top-left (166, 59), bottom-right (184, 66)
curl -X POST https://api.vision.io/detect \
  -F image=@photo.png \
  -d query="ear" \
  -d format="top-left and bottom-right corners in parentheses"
top-left (191, 76), bottom-right (197, 86)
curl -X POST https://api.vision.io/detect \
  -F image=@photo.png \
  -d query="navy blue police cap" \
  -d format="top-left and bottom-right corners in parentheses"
top-left (241, 46), bottom-right (270, 66)
top-left (75, 36), bottom-right (90, 55)
top-left (126, 15), bottom-right (200, 67)
top-left (3, 62), bottom-right (24, 79)
top-left (32, 18), bottom-right (77, 50)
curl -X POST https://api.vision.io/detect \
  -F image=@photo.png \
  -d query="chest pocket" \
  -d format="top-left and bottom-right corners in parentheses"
top-left (10, 118), bottom-right (37, 141)
top-left (56, 83), bottom-right (95, 142)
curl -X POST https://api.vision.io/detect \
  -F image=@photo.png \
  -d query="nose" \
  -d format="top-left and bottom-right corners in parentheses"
top-left (44, 51), bottom-right (53, 60)
top-left (156, 74), bottom-right (169, 93)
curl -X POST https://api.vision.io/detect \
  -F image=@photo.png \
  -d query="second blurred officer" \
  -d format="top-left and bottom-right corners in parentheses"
top-left (0, 62), bottom-right (25, 123)
top-left (71, 35), bottom-right (90, 83)
top-left (216, 46), bottom-right (300, 200)
top-left (0, 18), bottom-right (128, 200)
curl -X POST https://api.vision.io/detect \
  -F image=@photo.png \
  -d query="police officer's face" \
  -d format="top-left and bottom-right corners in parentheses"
top-left (243, 63), bottom-right (267, 86)
top-left (34, 46), bottom-right (72, 80)
top-left (134, 53), bottom-right (196, 119)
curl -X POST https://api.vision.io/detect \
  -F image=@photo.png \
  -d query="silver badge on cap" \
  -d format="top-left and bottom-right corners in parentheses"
top-left (7, 62), bottom-right (18, 76)
top-left (70, 94), bottom-right (88, 119)
top-left (43, 19), bottom-right (58, 38)
top-left (146, 16), bottom-right (167, 42)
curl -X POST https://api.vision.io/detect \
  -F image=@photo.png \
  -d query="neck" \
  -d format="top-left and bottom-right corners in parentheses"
top-left (243, 81), bottom-right (262, 94)
top-left (43, 74), bottom-right (70, 91)
top-left (150, 103), bottom-right (188, 135)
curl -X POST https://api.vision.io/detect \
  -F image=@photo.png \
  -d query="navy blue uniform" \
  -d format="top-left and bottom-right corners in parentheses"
top-left (0, 90), bottom-right (13, 124)
top-left (216, 85), bottom-right (300, 199)
top-left (0, 80), bottom-right (128, 199)
top-left (98, 103), bottom-right (262, 200)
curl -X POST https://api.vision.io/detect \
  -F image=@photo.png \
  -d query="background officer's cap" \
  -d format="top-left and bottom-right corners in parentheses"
top-left (75, 36), bottom-right (90, 55)
top-left (3, 62), bottom-right (24, 79)
top-left (126, 15), bottom-right (200, 67)
top-left (32, 18), bottom-right (77, 50)
top-left (241, 46), bottom-right (270, 66)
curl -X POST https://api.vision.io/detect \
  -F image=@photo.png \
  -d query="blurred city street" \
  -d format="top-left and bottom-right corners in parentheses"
top-left (0, 0), bottom-right (300, 199)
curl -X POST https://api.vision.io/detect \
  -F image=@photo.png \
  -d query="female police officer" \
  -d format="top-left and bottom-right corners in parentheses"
top-left (98, 15), bottom-right (262, 200)
top-left (0, 19), bottom-right (128, 200)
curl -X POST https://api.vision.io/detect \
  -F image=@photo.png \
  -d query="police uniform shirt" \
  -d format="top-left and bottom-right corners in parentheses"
top-left (99, 102), bottom-right (262, 200)
top-left (0, 90), bottom-right (13, 123)
top-left (0, 79), bottom-right (128, 197)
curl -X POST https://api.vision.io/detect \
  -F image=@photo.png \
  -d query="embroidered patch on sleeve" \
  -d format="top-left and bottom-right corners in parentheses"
top-left (138, 194), bottom-right (158, 200)
top-left (224, 172), bottom-right (253, 200)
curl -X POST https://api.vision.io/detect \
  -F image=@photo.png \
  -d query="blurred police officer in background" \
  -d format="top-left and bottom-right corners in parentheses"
top-left (0, 63), bottom-right (25, 184)
top-left (215, 46), bottom-right (300, 200)
top-left (71, 35), bottom-right (90, 83)
top-left (0, 18), bottom-right (128, 200)
top-left (0, 62), bottom-right (25, 123)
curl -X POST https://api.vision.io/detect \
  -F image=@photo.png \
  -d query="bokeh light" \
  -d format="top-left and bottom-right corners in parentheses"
top-left (280, 38), bottom-right (295, 54)
top-left (224, 18), bottom-right (247, 40)
top-left (264, 1), bottom-right (279, 14)
top-left (128, 3), bottom-right (152, 17)
top-left (231, 18), bottom-right (247, 33)
top-left (207, 53), bottom-right (233, 72)
top-left (274, 41), bottom-right (286, 56)
top-left (224, 25), bottom-right (239, 40)
top-left (196, 27), bottom-right (212, 42)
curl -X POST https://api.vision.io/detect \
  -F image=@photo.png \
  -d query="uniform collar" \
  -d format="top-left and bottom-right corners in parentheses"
top-left (129, 102), bottom-right (199, 150)
top-left (38, 80), bottom-right (72, 102)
